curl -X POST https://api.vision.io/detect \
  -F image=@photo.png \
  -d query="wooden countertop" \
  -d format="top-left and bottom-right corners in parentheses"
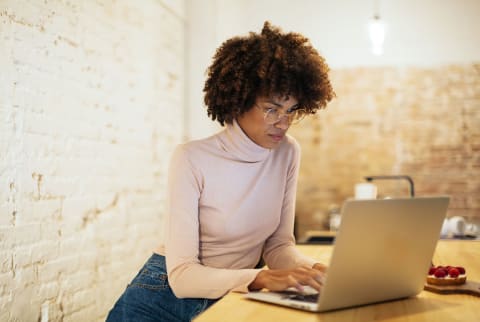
top-left (194, 240), bottom-right (480, 322)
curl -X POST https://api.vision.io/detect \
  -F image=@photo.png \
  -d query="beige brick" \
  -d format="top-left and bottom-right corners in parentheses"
top-left (292, 65), bottom-right (480, 238)
top-left (64, 305), bottom-right (98, 322)
top-left (0, 205), bottom-right (15, 226)
top-left (0, 271), bottom-right (14, 294)
top-left (9, 284), bottom-right (39, 322)
top-left (1, 2), bottom-right (185, 319)
top-left (0, 309), bottom-right (9, 322)
top-left (12, 265), bottom-right (36, 286)
top-left (13, 224), bottom-right (42, 247)
top-left (37, 256), bottom-right (79, 285)
top-left (64, 271), bottom-right (95, 293)
top-left (37, 281), bottom-right (59, 299)
top-left (12, 246), bottom-right (33, 268)
top-left (30, 240), bottom-right (59, 263)
top-left (0, 251), bottom-right (12, 274)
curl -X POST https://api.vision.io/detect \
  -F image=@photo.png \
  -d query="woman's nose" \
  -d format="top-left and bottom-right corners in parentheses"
top-left (274, 115), bottom-right (290, 130)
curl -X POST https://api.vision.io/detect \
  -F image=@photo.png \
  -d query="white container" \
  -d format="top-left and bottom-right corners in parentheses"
top-left (354, 183), bottom-right (377, 199)
top-left (441, 216), bottom-right (467, 237)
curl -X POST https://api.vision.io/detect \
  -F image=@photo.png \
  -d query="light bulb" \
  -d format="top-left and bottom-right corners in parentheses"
top-left (369, 15), bottom-right (385, 56)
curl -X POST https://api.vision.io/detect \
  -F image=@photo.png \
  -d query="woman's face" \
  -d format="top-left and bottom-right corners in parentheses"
top-left (236, 95), bottom-right (299, 149)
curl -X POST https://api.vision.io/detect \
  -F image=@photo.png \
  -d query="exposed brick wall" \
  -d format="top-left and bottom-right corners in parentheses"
top-left (0, 1), bottom-right (185, 321)
top-left (291, 64), bottom-right (480, 238)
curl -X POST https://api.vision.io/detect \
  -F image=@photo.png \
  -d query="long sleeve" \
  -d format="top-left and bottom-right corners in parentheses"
top-left (165, 145), bottom-right (261, 299)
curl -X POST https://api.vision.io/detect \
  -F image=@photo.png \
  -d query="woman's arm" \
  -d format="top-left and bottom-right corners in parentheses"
top-left (165, 145), bottom-right (261, 299)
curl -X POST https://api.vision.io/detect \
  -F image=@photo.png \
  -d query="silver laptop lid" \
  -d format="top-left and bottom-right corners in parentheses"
top-left (318, 196), bottom-right (450, 311)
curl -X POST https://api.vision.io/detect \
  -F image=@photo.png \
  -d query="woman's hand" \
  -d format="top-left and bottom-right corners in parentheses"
top-left (312, 262), bottom-right (328, 273)
top-left (248, 264), bottom-right (326, 293)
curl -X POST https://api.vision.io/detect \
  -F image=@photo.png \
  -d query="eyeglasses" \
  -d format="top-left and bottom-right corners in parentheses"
top-left (256, 104), bottom-right (307, 125)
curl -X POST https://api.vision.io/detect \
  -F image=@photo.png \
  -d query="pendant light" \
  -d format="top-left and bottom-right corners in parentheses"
top-left (368, 0), bottom-right (386, 55)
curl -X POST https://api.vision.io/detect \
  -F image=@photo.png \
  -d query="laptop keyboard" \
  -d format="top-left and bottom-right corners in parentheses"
top-left (289, 293), bottom-right (319, 303)
top-left (278, 290), bottom-right (320, 303)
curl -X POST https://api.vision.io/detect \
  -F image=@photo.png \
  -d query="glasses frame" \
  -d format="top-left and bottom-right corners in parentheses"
top-left (255, 103), bottom-right (307, 125)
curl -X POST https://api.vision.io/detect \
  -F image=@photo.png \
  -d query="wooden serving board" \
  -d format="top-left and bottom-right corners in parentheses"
top-left (424, 280), bottom-right (480, 297)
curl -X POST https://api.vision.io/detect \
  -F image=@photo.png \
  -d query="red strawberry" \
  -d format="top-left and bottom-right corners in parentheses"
top-left (428, 267), bottom-right (437, 275)
top-left (456, 266), bottom-right (466, 274)
top-left (434, 268), bottom-right (447, 278)
top-left (448, 267), bottom-right (460, 278)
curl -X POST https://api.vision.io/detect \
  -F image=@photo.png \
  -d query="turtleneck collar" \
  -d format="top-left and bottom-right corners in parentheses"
top-left (218, 119), bottom-right (271, 163)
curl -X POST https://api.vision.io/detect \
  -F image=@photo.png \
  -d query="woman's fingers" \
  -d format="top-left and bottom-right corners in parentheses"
top-left (286, 274), bottom-right (304, 292)
top-left (251, 266), bottom-right (326, 292)
top-left (312, 262), bottom-right (328, 273)
top-left (294, 270), bottom-right (324, 292)
top-left (295, 266), bottom-right (326, 288)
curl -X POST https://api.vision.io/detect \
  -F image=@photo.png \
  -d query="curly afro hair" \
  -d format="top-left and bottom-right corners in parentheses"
top-left (203, 21), bottom-right (335, 126)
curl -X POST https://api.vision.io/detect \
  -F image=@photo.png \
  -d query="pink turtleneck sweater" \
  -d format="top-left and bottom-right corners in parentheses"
top-left (156, 120), bottom-right (315, 299)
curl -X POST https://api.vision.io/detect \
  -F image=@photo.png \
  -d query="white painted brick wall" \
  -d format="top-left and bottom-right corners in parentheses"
top-left (0, 0), bottom-right (185, 321)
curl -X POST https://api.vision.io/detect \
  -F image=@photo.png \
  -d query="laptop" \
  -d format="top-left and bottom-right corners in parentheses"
top-left (245, 196), bottom-right (450, 312)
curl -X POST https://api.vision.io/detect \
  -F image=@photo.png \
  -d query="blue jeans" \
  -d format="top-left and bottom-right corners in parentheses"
top-left (106, 254), bottom-right (219, 322)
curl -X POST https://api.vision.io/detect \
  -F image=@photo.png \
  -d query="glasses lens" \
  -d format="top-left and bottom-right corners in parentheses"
top-left (263, 108), bottom-right (307, 125)
top-left (290, 109), bottom-right (306, 124)
top-left (265, 109), bottom-right (279, 124)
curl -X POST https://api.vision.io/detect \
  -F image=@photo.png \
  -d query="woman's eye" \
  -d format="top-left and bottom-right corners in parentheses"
top-left (265, 108), bottom-right (278, 114)
top-left (286, 107), bottom-right (300, 114)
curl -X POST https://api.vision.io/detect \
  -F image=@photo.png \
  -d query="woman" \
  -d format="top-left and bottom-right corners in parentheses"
top-left (107, 21), bottom-right (335, 322)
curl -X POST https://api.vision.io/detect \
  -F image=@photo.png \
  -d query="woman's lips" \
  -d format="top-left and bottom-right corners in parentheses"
top-left (269, 134), bottom-right (284, 142)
